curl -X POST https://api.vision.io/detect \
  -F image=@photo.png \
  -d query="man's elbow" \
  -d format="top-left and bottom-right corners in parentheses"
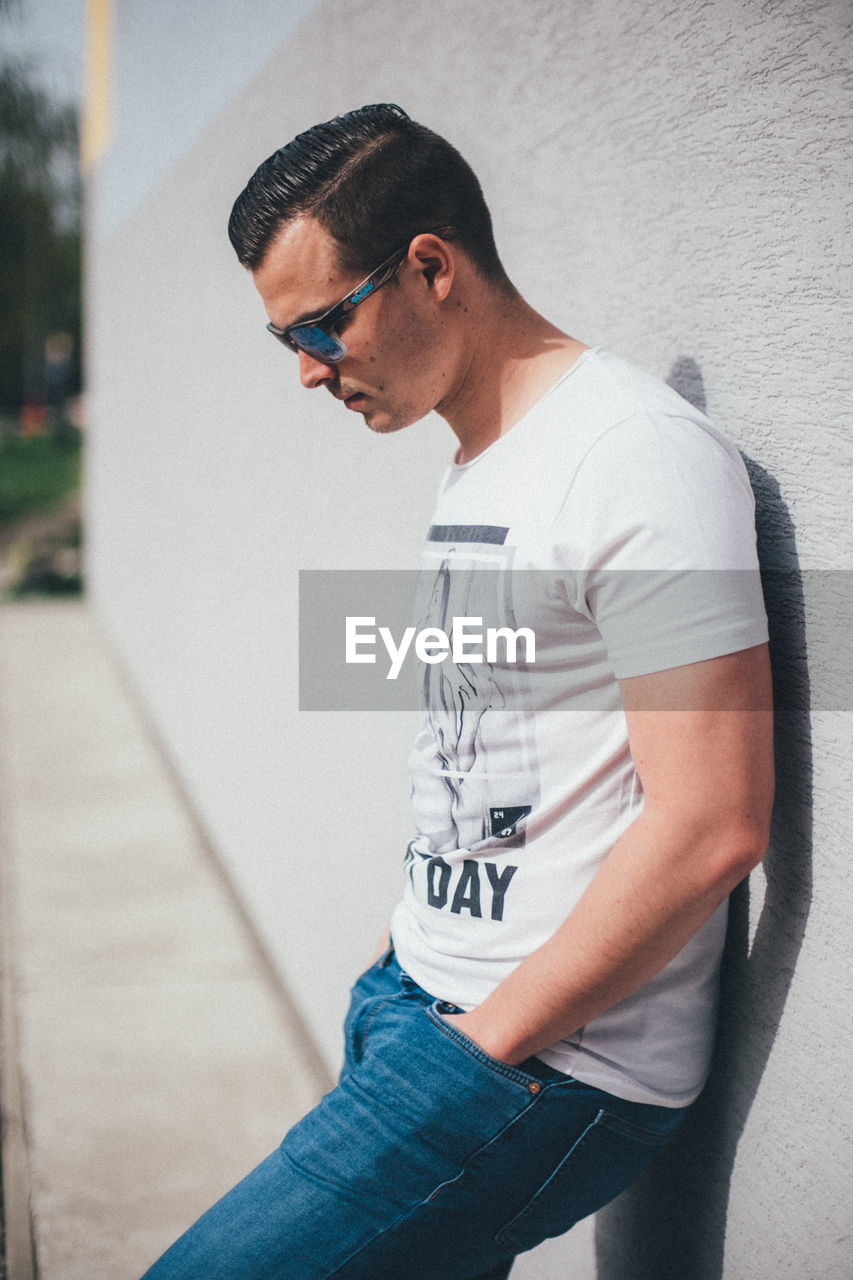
top-left (710, 814), bottom-right (772, 890)
top-left (706, 754), bottom-right (775, 890)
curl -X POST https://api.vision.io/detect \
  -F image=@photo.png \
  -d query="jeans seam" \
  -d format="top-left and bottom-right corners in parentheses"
top-left (595, 1106), bottom-right (678, 1145)
top-left (321, 1097), bottom-right (542, 1278)
top-left (493, 1104), bottom-right (680, 1253)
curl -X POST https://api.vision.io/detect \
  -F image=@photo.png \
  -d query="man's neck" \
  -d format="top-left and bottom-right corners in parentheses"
top-left (437, 290), bottom-right (589, 464)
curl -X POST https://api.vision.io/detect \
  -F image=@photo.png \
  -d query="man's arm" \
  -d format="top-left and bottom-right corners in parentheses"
top-left (444, 642), bottom-right (774, 1066)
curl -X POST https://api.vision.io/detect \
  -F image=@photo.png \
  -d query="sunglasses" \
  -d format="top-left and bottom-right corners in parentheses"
top-left (266, 244), bottom-right (410, 364)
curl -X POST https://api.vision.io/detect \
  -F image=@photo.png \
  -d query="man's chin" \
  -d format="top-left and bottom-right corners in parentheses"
top-left (359, 404), bottom-right (413, 435)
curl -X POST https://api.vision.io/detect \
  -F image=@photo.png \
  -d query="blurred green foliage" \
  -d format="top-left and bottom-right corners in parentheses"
top-left (0, 54), bottom-right (82, 415)
top-left (0, 427), bottom-right (81, 524)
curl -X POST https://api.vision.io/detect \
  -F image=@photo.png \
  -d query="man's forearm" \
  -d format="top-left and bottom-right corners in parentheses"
top-left (446, 649), bottom-right (774, 1065)
top-left (445, 804), bottom-right (768, 1066)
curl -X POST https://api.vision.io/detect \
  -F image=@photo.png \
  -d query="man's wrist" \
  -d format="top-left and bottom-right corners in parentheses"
top-left (440, 1008), bottom-right (531, 1067)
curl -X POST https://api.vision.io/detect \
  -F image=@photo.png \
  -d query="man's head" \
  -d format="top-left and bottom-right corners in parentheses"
top-left (228, 103), bottom-right (508, 288)
top-left (232, 105), bottom-right (518, 436)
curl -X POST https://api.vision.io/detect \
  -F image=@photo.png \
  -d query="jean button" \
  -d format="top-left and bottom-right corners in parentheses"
top-left (528, 1081), bottom-right (541, 1095)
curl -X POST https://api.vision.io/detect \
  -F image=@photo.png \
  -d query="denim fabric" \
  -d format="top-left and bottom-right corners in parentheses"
top-left (141, 948), bottom-right (687, 1280)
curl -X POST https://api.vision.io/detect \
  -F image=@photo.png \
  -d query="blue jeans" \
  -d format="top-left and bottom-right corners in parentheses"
top-left (141, 947), bottom-right (687, 1279)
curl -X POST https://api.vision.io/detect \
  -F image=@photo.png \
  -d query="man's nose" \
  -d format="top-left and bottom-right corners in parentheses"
top-left (297, 349), bottom-right (337, 389)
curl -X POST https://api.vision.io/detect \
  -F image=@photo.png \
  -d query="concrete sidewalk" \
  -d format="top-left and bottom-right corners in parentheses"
top-left (0, 601), bottom-right (329, 1280)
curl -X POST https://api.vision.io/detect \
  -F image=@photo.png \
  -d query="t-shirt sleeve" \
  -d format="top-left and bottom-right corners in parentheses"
top-left (552, 412), bottom-right (769, 678)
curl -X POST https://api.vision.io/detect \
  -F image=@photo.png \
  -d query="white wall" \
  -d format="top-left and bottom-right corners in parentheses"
top-left (86, 2), bottom-right (852, 1276)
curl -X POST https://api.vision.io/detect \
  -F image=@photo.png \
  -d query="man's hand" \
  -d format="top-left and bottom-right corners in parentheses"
top-left (367, 927), bottom-right (392, 967)
top-left (439, 643), bottom-right (774, 1067)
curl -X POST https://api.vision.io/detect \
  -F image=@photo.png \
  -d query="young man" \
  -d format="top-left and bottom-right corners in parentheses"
top-left (142, 104), bottom-right (773, 1280)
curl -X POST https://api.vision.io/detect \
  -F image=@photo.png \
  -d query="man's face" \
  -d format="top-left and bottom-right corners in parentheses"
top-left (252, 217), bottom-right (452, 434)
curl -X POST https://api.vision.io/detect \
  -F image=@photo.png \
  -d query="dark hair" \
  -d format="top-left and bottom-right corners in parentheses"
top-left (228, 104), bottom-right (510, 289)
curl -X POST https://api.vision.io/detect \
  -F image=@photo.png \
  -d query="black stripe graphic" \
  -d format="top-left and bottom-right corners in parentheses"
top-left (427, 524), bottom-right (509, 545)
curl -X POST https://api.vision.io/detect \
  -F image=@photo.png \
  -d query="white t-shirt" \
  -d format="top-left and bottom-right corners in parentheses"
top-left (389, 348), bottom-right (768, 1108)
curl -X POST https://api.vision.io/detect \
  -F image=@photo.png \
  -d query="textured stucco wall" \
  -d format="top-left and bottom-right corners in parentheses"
top-left (86, 2), bottom-right (851, 1276)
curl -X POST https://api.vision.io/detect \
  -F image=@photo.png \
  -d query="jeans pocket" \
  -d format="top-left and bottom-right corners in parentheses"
top-left (424, 1001), bottom-right (562, 1094)
top-left (288, 996), bottom-right (550, 1233)
top-left (341, 946), bottom-right (399, 1075)
top-left (495, 1107), bottom-right (676, 1253)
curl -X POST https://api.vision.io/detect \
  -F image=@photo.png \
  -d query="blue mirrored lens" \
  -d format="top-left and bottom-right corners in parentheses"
top-left (290, 325), bottom-right (344, 361)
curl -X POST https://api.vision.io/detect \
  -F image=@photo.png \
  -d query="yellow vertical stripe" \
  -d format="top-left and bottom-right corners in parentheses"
top-left (82, 0), bottom-right (114, 172)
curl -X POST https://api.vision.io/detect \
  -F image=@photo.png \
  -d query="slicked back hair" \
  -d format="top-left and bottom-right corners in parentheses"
top-left (228, 104), bottom-right (511, 290)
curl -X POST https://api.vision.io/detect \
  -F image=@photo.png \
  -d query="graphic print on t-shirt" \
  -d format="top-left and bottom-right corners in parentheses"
top-left (489, 806), bottom-right (532, 839)
top-left (408, 526), bottom-right (539, 861)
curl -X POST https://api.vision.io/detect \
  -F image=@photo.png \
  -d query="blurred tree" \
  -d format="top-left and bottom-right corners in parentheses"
top-left (0, 42), bottom-right (82, 421)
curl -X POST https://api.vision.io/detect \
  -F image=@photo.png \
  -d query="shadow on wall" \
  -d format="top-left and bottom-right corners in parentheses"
top-left (594, 357), bottom-right (813, 1280)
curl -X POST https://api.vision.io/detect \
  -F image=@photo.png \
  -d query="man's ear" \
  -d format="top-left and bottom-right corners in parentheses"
top-left (407, 233), bottom-right (454, 301)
